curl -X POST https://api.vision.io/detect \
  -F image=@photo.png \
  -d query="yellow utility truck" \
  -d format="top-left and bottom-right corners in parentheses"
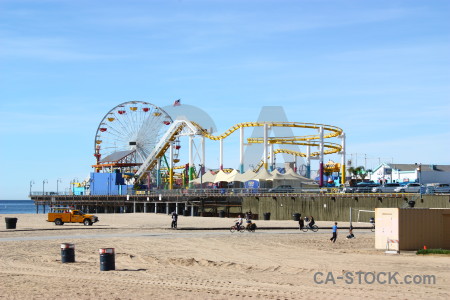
top-left (47, 208), bottom-right (99, 226)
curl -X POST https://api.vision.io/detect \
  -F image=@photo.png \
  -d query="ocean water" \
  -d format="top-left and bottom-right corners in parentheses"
top-left (0, 200), bottom-right (45, 214)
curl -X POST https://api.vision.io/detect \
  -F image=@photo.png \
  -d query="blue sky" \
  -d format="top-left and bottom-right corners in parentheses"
top-left (1, 0), bottom-right (449, 199)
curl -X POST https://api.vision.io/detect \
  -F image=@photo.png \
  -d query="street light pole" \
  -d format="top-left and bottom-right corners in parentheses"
top-left (42, 179), bottom-right (48, 214)
top-left (42, 179), bottom-right (48, 195)
top-left (57, 178), bottom-right (62, 195)
top-left (29, 180), bottom-right (35, 196)
top-left (418, 163), bottom-right (422, 198)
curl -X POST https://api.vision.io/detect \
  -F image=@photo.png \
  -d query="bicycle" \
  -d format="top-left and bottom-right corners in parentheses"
top-left (245, 223), bottom-right (257, 232)
top-left (301, 224), bottom-right (319, 232)
top-left (230, 224), bottom-right (245, 233)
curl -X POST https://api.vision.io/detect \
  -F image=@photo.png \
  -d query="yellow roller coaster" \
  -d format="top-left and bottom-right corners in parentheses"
top-left (195, 121), bottom-right (343, 141)
top-left (192, 121), bottom-right (343, 173)
top-left (135, 120), bottom-right (344, 187)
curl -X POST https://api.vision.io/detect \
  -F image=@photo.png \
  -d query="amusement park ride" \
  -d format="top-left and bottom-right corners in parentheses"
top-left (91, 101), bottom-right (346, 190)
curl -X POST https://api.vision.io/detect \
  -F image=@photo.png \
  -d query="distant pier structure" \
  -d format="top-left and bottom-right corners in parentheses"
top-left (30, 191), bottom-right (450, 221)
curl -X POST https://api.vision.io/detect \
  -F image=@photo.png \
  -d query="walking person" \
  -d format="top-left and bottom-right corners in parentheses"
top-left (298, 214), bottom-right (304, 230)
top-left (330, 222), bottom-right (338, 243)
top-left (171, 211), bottom-right (178, 229)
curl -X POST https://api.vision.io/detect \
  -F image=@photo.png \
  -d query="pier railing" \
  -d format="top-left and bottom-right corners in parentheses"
top-left (30, 187), bottom-right (328, 197)
top-left (30, 187), bottom-right (427, 198)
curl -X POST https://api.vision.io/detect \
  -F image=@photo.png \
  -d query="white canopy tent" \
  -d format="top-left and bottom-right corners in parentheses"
top-left (284, 168), bottom-right (317, 184)
top-left (271, 168), bottom-right (318, 188)
top-left (234, 169), bottom-right (256, 182)
top-left (253, 169), bottom-right (273, 180)
top-left (223, 169), bottom-right (240, 182)
top-left (213, 170), bottom-right (231, 183)
top-left (189, 168), bottom-right (318, 189)
top-left (190, 170), bottom-right (217, 184)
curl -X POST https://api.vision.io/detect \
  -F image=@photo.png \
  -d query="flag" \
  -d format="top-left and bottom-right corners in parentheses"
top-left (173, 99), bottom-right (181, 106)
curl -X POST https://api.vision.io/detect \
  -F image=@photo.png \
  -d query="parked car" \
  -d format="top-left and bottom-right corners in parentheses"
top-left (354, 182), bottom-right (380, 193)
top-left (394, 183), bottom-right (422, 193)
top-left (372, 183), bottom-right (401, 193)
top-left (268, 185), bottom-right (294, 193)
top-left (425, 183), bottom-right (450, 194)
top-left (341, 185), bottom-right (355, 193)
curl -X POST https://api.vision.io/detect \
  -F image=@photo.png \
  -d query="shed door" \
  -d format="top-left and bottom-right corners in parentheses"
top-left (382, 213), bottom-right (393, 235)
top-left (443, 215), bottom-right (450, 250)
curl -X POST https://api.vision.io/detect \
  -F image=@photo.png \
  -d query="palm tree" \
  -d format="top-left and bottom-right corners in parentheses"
top-left (357, 166), bottom-right (367, 180)
top-left (348, 166), bottom-right (366, 180)
top-left (347, 167), bottom-right (357, 179)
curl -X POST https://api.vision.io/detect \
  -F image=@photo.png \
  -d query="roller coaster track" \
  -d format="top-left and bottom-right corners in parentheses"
top-left (135, 120), bottom-right (343, 181)
top-left (252, 144), bottom-right (342, 172)
top-left (194, 122), bottom-right (343, 173)
top-left (194, 122), bottom-right (343, 141)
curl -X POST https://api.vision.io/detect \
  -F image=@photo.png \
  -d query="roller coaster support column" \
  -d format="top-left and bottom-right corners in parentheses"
top-left (319, 126), bottom-right (324, 187)
top-left (239, 127), bottom-right (244, 173)
top-left (156, 159), bottom-right (161, 189)
top-left (169, 143), bottom-right (174, 190)
top-left (189, 135), bottom-right (195, 185)
top-left (340, 132), bottom-right (346, 185)
top-left (201, 136), bottom-right (205, 174)
top-left (306, 146), bottom-right (311, 178)
top-left (219, 139), bottom-right (224, 170)
top-left (263, 123), bottom-right (268, 170)
top-left (269, 143), bottom-right (274, 171)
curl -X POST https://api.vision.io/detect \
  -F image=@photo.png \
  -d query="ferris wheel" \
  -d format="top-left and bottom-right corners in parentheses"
top-left (93, 101), bottom-right (176, 172)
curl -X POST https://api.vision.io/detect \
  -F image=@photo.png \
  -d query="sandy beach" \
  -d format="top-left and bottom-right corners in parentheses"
top-left (0, 213), bottom-right (448, 300)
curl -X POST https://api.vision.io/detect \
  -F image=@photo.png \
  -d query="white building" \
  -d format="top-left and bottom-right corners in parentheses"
top-left (367, 163), bottom-right (450, 185)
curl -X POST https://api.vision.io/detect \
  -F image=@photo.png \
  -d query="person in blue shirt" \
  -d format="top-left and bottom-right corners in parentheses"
top-left (330, 222), bottom-right (338, 243)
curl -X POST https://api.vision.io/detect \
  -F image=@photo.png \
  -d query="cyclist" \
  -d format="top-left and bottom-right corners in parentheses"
top-left (308, 216), bottom-right (315, 228)
top-left (246, 220), bottom-right (257, 232)
top-left (235, 215), bottom-right (243, 230)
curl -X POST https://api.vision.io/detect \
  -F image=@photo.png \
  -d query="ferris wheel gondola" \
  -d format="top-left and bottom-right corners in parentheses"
top-left (93, 101), bottom-right (177, 172)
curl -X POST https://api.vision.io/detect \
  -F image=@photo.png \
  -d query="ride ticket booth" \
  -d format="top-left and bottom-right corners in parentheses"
top-left (375, 208), bottom-right (450, 251)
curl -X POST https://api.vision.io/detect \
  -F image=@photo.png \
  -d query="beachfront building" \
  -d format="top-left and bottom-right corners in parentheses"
top-left (375, 208), bottom-right (450, 251)
top-left (366, 163), bottom-right (450, 184)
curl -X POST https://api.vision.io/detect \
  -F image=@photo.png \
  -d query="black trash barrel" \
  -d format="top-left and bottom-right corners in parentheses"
top-left (183, 209), bottom-right (190, 216)
top-left (99, 248), bottom-right (115, 271)
top-left (218, 210), bottom-right (225, 218)
top-left (292, 213), bottom-right (301, 221)
top-left (5, 217), bottom-right (17, 229)
top-left (61, 243), bottom-right (75, 263)
top-left (263, 212), bottom-right (271, 221)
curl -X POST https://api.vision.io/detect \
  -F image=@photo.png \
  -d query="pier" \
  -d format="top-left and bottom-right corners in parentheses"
top-left (30, 189), bottom-right (450, 221)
